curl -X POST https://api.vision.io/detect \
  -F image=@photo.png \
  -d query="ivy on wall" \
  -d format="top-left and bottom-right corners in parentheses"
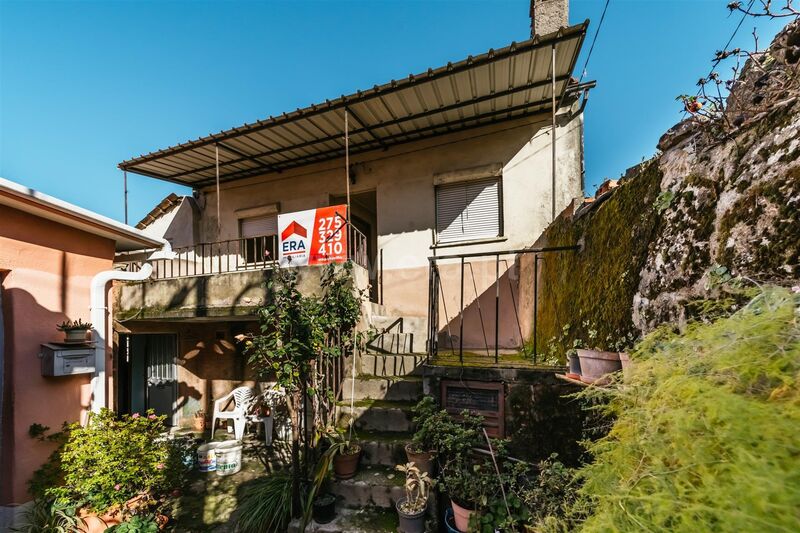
top-left (534, 160), bottom-right (665, 362)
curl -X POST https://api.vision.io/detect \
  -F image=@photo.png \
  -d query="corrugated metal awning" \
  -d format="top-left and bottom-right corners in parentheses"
top-left (119, 21), bottom-right (588, 188)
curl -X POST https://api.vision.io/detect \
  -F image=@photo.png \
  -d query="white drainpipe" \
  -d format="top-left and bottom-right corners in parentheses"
top-left (89, 240), bottom-right (173, 413)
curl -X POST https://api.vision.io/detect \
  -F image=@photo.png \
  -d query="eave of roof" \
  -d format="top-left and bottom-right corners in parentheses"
top-left (0, 177), bottom-right (164, 252)
top-left (119, 21), bottom-right (589, 188)
top-left (136, 192), bottom-right (183, 229)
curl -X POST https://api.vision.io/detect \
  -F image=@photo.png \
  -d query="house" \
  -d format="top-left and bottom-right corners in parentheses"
top-left (113, 0), bottom-right (593, 428)
top-left (0, 177), bottom-right (163, 509)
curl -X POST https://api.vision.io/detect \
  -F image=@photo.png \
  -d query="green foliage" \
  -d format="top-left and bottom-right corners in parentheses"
top-left (653, 190), bottom-right (675, 213)
top-left (408, 396), bottom-right (438, 453)
top-left (523, 454), bottom-right (580, 529)
top-left (56, 318), bottom-right (92, 331)
top-left (237, 472), bottom-right (302, 533)
top-left (45, 409), bottom-right (187, 513)
top-left (535, 159), bottom-right (664, 363)
top-left (245, 262), bottom-right (363, 395)
top-left (12, 498), bottom-right (85, 533)
top-left (107, 515), bottom-right (160, 533)
top-left (573, 288), bottom-right (800, 532)
top-left (322, 425), bottom-right (361, 455)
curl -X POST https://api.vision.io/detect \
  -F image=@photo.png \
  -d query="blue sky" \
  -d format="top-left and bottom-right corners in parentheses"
top-left (0, 1), bottom-right (787, 225)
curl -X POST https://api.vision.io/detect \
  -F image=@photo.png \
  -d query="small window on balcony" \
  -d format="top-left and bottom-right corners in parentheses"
top-left (240, 215), bottom-right (278, 265)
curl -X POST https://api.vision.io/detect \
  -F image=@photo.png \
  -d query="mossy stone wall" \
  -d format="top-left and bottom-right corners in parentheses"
top-left (533, 161), bottom-right (665, 361)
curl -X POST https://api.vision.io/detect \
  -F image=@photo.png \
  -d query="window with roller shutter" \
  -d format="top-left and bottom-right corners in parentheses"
top-left (435, 177), bottom-right (502, 244)
top-left (239, 215), bottom-right (278, 264)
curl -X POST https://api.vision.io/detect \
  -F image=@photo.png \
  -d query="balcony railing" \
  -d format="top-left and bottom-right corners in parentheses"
top-left (116, 226), bottom-right (369, 280)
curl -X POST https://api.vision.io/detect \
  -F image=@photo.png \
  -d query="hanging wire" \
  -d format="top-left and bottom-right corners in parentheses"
top-left (578, 0), bottom-right (611, 83)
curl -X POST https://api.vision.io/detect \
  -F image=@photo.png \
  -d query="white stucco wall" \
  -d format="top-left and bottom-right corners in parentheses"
top-left (163, 108), bottom-right (584, 346)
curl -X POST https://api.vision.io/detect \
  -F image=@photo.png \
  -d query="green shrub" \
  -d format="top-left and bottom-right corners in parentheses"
top-left (237, 471), bottom-right (302, 533)
top-left (107, 514), bottom-right (160, 533)
top-left (573, 288), bottom-right (800, 532)
top-left (47, 409), bottom-right (186, 513)
top-left (12, 497), bottom-right (85, 533)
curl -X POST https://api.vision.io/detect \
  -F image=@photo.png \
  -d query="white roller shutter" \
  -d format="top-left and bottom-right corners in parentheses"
top-left (436, 177), bottom-right (501, 243)
top-left (240, 215), bottom-right (278, 238)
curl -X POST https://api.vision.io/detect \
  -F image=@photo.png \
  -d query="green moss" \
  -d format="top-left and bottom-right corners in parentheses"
top-left (716, 166), bottom-right (800, 276)
top-left (535, 159), bottom-right (665, 361)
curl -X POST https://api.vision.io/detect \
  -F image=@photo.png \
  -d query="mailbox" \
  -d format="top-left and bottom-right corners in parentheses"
top-left (40, 343), bottom-right (95, 377)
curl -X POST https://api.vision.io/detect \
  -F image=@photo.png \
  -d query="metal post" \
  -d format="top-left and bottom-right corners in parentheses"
top-left (379, 248), bottom-right (384, 305)
top-left (459, 257), bottom-right (465, 362)
top-left (533, 254), bottom-right (539, 364)
top-left (123, 170), bottom-right (128, 225)
top-left (551, 44), bottom-right (557, 222)
top-left (215, 143), bottom-right (221, 236)
top-left (344, 110), bottom-right (351, 251)
top-left (494, 254), bottom-right (499, 364)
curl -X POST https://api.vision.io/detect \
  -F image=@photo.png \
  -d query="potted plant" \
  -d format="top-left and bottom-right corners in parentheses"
top-left (312, 493), bottom-right (336, 524)
top-left (568, 325), bottom-right (620, 384)
top-left (323, 426), bottom-right (361, 480)
top-left (406, 397), bottom-right (438, 475)
top-left (192, 410), bottom-right (206, 432)
top-left (441, 461), bottom-right (479, 532)
top-left (57, 319), bottom-right (92, 343)
top-left (395, 462), bottom-right (434, 533)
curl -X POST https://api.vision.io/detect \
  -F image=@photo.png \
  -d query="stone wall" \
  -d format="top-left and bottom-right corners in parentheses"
top-left (533, 20), bottom-right (800, 355)
top-left (424, 366), bottom-right (588, 465)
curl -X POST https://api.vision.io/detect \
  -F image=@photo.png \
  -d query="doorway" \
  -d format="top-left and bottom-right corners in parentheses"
top-left (118, 334), bottom-right (177, 426)
top-left (332, 191), bottom-right (378, 302)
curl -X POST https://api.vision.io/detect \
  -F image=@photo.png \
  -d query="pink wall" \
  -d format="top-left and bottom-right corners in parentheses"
top-left (0, 205), bottom-right (115, 504)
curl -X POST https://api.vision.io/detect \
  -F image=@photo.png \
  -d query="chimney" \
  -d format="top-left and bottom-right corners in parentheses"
top-left (530, 0), bottom-right (569, 37)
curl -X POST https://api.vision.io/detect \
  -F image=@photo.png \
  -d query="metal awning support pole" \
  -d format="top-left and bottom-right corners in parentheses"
top-left (551, 44), bottom-right (557, 222)
top-left (345, 110), bottom-right (352, 242)
top-left (123, 170), bottom-right (128, 224)
top-left (215, 143), bottom-right (221, 236)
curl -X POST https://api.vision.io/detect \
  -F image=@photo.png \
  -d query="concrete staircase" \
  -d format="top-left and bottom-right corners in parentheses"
top-left (295, 349), bottom-right (428, 532)
top-left (289, 305), bottom-right (432, 532)
top-left (366, 312), bottom-right (428, 355)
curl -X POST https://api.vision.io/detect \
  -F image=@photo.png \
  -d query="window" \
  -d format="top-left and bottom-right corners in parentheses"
top-left (435, 177), bottom-right (502, 244)
top-left (240, 215), bottom-right (278, 264)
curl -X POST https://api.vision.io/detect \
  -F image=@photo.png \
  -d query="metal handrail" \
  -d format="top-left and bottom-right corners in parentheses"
top-left (427, 244), bottom-right (580, 364)
top-left (115, 226), bottom-right (370, 280)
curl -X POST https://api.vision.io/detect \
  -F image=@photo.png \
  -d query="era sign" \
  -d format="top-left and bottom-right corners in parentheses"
top-left (278, 205), bottom-right (348, 267)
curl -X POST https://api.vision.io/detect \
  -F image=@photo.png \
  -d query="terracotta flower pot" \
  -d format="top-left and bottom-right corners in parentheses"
top-left (64, 329), bottom-right (88, 343)
top-left (576, 349), bottom-right (621, 384)
top-left (78, 509), bottom-right (122, 533)
top-left (405, 444), bottom-right (435, 476)
top-left (193, 416), bottom-right (206, 432)
top-left (450, 499), bottom-right (474, 532)
top-left (333, 447), bottom-right (361, 479)
top-left (619, 351), bottom-right (633, 377)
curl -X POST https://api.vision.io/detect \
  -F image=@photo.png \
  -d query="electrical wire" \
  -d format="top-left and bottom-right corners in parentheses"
top-left (578, 0), bottom-right (611, 83)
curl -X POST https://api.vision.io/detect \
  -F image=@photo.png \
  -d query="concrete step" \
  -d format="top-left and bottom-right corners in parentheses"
top-left (365, 332), bottom-right (415, 354)
top-left (370, 315), bottom-right (427, 336)
top-left (288, 506), bottom-right (399, 533)
top-left (330, 465), bottom-right (405, 509)
top-left (357, 430), bottom-right (411, 467)
top-left (341, 374), bottom-right (423, 402)
top-left (359, 354), bottom-right (425, 377)
top-left (337, 400), bottom-right (415, 433)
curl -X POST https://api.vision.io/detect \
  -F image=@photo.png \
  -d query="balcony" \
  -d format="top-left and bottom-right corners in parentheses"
top-left (113, 227), bottom-right (369, 321)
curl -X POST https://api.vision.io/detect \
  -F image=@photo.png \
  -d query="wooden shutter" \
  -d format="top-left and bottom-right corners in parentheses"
top-left (240, 215), bottom-right (278, 238)
top-left (436, 177), bottom-right (501, 243)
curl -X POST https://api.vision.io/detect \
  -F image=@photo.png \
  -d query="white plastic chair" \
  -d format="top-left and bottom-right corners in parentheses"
top-left (211, 386), bottom-right (283, 445)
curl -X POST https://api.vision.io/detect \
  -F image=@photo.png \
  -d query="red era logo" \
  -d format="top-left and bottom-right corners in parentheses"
top-left (281, 221), bottom-right (307, 241)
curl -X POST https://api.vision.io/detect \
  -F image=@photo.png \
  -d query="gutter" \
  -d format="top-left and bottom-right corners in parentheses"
top-left (89, 239), bottom-right (174, 413)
